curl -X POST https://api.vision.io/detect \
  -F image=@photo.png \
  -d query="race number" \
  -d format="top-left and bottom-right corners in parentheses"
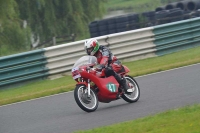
top-left (72, 67), bottom-right (81, 79)
top-left (106, 83), bottom-right (117, 92)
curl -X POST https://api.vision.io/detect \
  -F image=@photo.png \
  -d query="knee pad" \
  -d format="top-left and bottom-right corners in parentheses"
top-left (104, 67), bottom-right (115, 77)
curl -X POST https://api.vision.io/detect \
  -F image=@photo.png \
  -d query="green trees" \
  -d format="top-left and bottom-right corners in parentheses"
top-left (0, 0), bottom-right (106, 56)
top-left (0, 0), bottom-right (31, 56)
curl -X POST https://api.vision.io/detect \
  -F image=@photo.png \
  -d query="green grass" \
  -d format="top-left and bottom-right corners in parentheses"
top-left (105, 0), bottom-right (178, 13)
top-left (73, 104), bottom-right (200, 133)
top-left (0, 76), bottom-right (76, 105)
top-left (1, 46), bottom-right (200, 106)
top-left (125, 47), bottom-right (200, 77)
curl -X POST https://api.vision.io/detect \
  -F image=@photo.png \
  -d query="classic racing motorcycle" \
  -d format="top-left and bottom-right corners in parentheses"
top-left (72, 56), bottom-right (140, 112)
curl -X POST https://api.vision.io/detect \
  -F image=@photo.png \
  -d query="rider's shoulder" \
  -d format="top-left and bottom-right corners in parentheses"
top-left (99, 45), bottom-right (109, 51)
top-left (99, 45), bottom-right (104, 49)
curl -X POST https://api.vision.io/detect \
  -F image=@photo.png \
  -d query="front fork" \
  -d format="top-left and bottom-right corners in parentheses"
top-left (78, 77), bottom-right (91, 98)
top-left (87, 79), bottom-right (91, 97)
top-left (87, 69), bottom-right (91, 97)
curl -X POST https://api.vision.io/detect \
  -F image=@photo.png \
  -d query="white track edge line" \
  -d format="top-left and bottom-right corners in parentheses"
top-left (136, 62), bottom-right (200, 78)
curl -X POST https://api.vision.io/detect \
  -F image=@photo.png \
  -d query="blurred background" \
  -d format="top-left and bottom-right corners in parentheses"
top-left (1, 0), bottom-right (199, 57)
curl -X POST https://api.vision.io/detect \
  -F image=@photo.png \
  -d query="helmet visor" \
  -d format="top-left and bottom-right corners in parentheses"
top-left (86, 47), bottom-right (94, 55)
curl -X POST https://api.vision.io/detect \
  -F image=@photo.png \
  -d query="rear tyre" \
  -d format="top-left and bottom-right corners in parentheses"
top-left (74, 85), bottom-right (98, 112)
top-left (122, 75), bottom-right (140, 103)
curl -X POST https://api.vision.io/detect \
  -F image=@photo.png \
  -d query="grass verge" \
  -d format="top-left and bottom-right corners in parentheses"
top-left (73, 104), bottom-right (200, 133)
top-left (0, 46), bottom-right (200, 106)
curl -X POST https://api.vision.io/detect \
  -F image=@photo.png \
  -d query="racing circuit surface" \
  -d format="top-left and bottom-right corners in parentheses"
top-left (1, 64), bottom-right (200, 133)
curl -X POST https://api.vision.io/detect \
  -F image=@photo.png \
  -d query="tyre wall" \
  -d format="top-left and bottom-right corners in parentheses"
top-left (89, 0), bottom-right (200, 38)
top-left (89, 13), bottom-right (140, 38)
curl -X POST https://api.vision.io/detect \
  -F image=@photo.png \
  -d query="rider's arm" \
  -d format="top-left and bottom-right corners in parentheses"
top-left (96, 56), bottom-right (108, 73)
top-left (100, 56), bottom-right (109, 66)
top-left (99, 46), bottom-right (110, 66)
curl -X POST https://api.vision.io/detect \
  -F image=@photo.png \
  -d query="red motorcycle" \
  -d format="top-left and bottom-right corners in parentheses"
top-left (72, 56), bottom-right (140, 112)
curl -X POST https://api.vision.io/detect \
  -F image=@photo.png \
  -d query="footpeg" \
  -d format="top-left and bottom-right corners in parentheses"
top-left (116, 93), bottom-right (121, 99)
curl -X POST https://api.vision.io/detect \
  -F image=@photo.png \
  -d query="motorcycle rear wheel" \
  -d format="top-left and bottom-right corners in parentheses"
top-left (74, 85), bottom-right (98, 112)
top-left (122, 75), bottom-right (140, 103)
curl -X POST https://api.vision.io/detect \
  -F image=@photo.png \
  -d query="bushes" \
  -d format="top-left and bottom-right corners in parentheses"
top-left (0, 21), bottom-right (31, 56)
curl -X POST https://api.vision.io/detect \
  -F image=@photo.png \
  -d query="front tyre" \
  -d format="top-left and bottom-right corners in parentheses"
top-left (74, 85), bottom-right (98, 112)
top-left (122, 76), bottom-right (140, 103)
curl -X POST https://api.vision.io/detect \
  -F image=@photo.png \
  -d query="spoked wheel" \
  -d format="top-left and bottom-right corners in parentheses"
top-left (122, 75), bottom-right (140, 103)
top-left (74, 85), bottom-right (98, 112)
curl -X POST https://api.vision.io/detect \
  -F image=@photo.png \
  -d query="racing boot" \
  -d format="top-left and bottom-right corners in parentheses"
top-left (121, 77), bottom-right (133, 94)
top-left (114, 73), bottom-right (133, 94)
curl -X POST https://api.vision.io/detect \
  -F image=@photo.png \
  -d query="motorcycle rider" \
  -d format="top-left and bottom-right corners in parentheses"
top-left (84, 38), bottom-right (133, 93)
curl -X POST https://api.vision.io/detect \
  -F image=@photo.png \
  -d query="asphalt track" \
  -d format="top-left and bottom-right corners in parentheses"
top-left (1, 64), bottom-right (200, 133)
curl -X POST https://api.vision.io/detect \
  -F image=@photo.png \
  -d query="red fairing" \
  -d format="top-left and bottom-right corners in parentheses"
top-left (76, 81), bottom-right (87, 86)
top-left (123, 65), bottom-right (130, 73)
top-left (80, 70), bottom-right (120, 102)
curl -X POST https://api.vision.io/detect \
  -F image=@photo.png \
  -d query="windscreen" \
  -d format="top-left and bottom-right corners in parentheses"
top-left (72, 56), bottom-right (97, 69)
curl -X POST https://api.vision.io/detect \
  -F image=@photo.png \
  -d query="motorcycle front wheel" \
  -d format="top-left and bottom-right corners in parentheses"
top-left (74, 85), bottom-right (98, 112)
top-left (122, 75), bottom-right (140, 103)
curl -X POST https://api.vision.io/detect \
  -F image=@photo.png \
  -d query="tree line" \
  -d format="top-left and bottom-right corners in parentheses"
top-left (0, 0), bottom-right (106, 56)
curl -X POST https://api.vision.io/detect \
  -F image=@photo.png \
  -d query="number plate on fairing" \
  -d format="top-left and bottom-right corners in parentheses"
top-left (72, 67), bottom-right (81, 79)
top-left (106, 82), bottom-right (117, 92)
